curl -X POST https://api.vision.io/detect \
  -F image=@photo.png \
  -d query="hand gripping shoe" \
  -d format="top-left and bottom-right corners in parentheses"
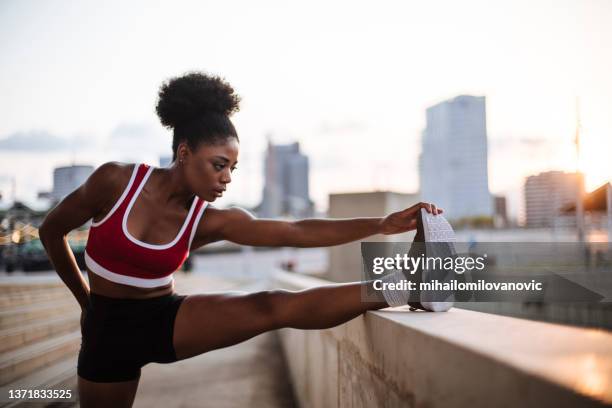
top-left (407, 208), bottom-right (457, 312)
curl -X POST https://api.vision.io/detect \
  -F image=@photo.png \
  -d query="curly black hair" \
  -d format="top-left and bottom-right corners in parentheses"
top-left (155, 71), bottom-right (241, 161)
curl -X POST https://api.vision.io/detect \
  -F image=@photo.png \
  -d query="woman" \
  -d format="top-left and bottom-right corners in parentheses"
top-left (39, 72), bottom-right (442, 407)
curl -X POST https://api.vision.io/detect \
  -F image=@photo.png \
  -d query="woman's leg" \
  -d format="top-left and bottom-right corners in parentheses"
top-left (173, 280), bottom-right (389, 360)
top-left (78, 375), bottom-right (140, 408)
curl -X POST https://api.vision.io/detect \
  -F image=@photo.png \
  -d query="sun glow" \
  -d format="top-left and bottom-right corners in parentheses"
top-left (579, 134), bottom-right (612, 192)
top-left (573, 99), bottom-right (611, 192)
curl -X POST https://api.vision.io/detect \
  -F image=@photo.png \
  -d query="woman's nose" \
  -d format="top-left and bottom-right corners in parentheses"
top-left (220, 171), bottom-right (232, 184)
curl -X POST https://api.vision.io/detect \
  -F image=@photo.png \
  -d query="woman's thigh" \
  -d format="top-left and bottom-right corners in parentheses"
top-left (78, 375), bottom-right (140, 408)
top-left (172, 290), bottom-right (283, 360)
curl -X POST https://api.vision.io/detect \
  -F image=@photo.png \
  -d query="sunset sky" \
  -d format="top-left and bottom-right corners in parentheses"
top-left (1, 0), bottom-right (611, 221)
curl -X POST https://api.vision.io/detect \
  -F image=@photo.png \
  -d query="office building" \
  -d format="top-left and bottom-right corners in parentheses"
top-left (419, 95), bottom-right (493, 220)
top-left (327, 191), bottom-right (419, 282)
top-left (52, 165), bottom-right (94, 202)
top-left (524, 171), bottom-right (582, 228)
top-left (259, 141), bottom-right (313, 218)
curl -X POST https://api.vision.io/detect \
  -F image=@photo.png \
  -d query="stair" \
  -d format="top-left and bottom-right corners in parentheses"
top-left (0, 299), bottom-right (79, 331)
top-left (0, 276), bottom-right (80, 407)
top-left (0, 355), bottom-right (78, 407)
top-left (0, 286), bottom-right (72, 309)
top-left (0, 314), bottom-right (80, 354)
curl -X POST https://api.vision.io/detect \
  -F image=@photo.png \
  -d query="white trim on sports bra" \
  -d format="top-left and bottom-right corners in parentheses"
top-left (122, 165), bottom-right (199, 250)
top-left (84, 250), bottom-right (174, 288)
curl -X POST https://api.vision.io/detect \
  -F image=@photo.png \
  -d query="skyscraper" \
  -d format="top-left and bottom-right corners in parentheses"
top-left (259, 141), bottom-right (313, 218)
top-left (52, 165), bottom-right (94, 202)
top-left (419, 95), bottom-right (493, 220)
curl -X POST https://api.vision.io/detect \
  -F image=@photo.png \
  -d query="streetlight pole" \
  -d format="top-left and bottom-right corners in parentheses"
top-left (607, 182), bottom-right (612, 243)
top-left (574, 97), bottom-right (585, 244)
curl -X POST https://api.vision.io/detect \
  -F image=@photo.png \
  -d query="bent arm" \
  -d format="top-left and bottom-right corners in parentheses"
top-left (197, 207), bottom-right (383, 248)
top-left (38, 162), bottom-right (125, 310)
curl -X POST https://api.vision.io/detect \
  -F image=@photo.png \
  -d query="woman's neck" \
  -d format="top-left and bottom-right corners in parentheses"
top-left (150, 164), bottom-right (195, 209)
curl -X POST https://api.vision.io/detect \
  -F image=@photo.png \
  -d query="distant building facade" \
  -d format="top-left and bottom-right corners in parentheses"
top-left (159, 155), bottom-right (172, 167)
top-left (524, 171), bottom-right (582, 228)
top-left (259, 141), bottom-right (313, 218)
top-left (562, 182), bottom-right (612, 236)
top-left (419, 95), bottom-right (493, 220)
top-left (493, 195), bottom-right (509, 228)
top-left (52, 165), bottom-right (94, 202)
top-left (326, 191), bottom-right (419, 282)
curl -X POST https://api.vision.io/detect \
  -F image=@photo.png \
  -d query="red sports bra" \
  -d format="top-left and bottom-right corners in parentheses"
top-left (84, 163), bottom-right (208, 288)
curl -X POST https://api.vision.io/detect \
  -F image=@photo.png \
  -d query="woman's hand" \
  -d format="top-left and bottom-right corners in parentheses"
top-left (379, 202), bottom-right (443, 235)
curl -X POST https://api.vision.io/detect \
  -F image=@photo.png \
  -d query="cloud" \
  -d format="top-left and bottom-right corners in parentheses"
top-left (110, 122), bottom-right (157, 141)
top-left (518, 137), bottom-right (549, 147)
top-left (316, 120), bottom-right (368, 135)
top-left (0, 130), bottom-right (92, 152)
top-left (107, 122), bottom-right (170, 155)
top-left (489, 135), bottom-right (549, 149)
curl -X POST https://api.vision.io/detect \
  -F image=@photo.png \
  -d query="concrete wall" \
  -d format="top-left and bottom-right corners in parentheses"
top-left (274, 271), bottom-right (612, 408)
top-left (327, 192), bottom-right (419, 283)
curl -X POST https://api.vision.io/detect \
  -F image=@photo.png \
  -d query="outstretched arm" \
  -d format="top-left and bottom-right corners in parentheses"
top-left (195, 202), bottom-right (442, 248)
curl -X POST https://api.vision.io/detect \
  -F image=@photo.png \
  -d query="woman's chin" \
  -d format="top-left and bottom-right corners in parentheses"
top-left (203, 190), bottom-right (223, 201)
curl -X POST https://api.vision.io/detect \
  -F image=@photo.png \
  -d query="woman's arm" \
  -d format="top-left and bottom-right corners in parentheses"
top-left (195, 202), bottom-right (441, 249)
top-left (38, 162), bottom-right (126, 310)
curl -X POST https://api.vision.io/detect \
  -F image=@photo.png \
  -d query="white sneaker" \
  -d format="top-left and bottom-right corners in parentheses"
top-left (411, 208), bottom-right (456, 312)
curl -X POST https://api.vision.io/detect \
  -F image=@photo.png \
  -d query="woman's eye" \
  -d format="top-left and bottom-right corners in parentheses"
top-left (214, 164), bottom-right (224, 170)
top-left (231, 167), bottom-right (238, 172)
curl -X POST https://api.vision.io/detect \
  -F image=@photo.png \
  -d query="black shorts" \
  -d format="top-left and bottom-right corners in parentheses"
top-left (78, 292), bottom-right (188, 383)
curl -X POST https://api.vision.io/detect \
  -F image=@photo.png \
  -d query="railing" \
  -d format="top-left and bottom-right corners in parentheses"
top-left (273, 270), bottom-right (612, 408)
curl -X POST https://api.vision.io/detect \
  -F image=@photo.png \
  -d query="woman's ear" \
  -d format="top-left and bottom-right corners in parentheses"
top-left (176, 142), bottom-right (191, 164)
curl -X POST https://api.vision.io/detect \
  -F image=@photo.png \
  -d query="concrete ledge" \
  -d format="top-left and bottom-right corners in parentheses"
top-left (273, 270), bottom-right (612, 408)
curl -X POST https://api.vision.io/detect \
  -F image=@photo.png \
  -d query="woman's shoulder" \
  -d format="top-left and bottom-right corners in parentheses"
top-left (85, 161), bottom-right (137, 196)
top-left (196, 205), bottom-right (254, 233)
top-left (203, 205), bottom-right (253, 221)
top-left (191, 205), bottom-right (254, 247)
top-left (94, 161), bottom-right (134, 182)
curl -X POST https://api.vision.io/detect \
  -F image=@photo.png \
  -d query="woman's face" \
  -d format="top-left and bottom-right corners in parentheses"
top-left (183, 137), bottom-right (239, 202)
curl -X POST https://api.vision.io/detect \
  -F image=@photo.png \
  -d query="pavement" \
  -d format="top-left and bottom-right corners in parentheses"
top-left (135, 331), bottom-right (295, 408)
top-left (133, 271), bottom-right (297, 408)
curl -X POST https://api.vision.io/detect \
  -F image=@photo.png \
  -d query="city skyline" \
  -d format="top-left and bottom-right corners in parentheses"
top-left (1, 0), bottom-right (611, 221)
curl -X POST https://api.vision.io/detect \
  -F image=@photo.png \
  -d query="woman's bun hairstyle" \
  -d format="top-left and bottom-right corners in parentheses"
top-left (156, 72), bottom-right (241, 158)
top-left (156, 72), bottom-right (240, 129)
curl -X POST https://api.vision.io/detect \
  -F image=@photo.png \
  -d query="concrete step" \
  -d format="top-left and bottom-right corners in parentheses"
top-left (0, 275), bottom-right (64, 295)
top-left (0, 313), bottom-right (80, 354)
top-left (0, 287), bottom-right (71, 309)
top-left (0, 299), bottom-right (78, 331)
top-left (0, 330), bottom-right (81, 386)
top-left (0, 355), bottom-right (78, 407)
top-left (0, 282), bottom-right (63, 293)
top-left (0, 282), bottom-right (62, 293)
